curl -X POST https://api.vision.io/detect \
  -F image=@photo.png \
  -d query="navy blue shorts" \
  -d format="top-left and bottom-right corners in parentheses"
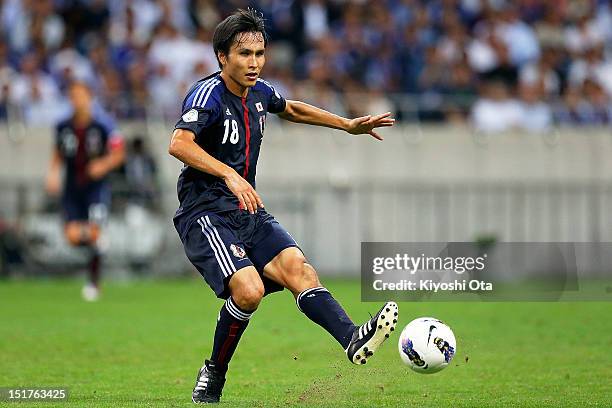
top-left (62, 185), bottom-right (110, 224)
top-left (178, 209), bottom-right (299, 299)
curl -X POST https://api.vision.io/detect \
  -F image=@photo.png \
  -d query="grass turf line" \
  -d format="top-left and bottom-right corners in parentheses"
top-left (0, 279), bottom-right (611, 407)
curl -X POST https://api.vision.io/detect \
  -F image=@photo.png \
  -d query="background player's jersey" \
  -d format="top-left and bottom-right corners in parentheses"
top-left (55, 115), bottom-right (122, 193)
top-left (173, 72), bottom-right (286, 230)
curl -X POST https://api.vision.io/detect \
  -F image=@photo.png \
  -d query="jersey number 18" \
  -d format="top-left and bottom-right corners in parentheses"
top-left (222, 119), bottom-right (240, 144)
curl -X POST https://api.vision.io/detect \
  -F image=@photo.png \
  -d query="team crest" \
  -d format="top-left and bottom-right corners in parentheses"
top-left (182, 109), bottom-right (198, 122)
top-left (225, 107), bottom-right (231, 116)
top-left (255, 102), bottom-right (264, 112)
top-left (230, 244), bottom-right (246, 259)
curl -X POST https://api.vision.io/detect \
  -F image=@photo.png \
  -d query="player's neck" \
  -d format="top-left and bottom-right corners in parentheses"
top-left (73, 111), bottom-right (91, 128)
top-left (220, 72), bottom-right (249, 98)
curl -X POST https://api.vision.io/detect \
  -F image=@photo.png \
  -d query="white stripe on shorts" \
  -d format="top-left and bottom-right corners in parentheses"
top-left (197, 217), bottom-right (231, 278)
top-left (203, 216), bottom-right (237, 273)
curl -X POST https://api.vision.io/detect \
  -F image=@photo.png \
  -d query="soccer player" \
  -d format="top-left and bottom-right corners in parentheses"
top-left (45, 81), bottom-right (125, 301)
top-left (168, 9), bottom-right (397, 404)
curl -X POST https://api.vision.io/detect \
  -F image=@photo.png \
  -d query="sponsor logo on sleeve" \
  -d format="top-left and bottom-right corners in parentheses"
top-left (182, 109), bottom-right (198, 123)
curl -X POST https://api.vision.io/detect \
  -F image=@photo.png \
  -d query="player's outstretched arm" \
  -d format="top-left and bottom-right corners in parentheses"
top-left (278, 100), bottom-right (395, 140)
top-left (169, 129), bottom-right (263, 214)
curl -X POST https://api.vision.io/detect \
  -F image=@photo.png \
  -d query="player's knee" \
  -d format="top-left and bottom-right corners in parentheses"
top-left (232, 281), bottom-right (264, 311)
top-left (283, 256), bottom-right (319, 287)
top-left (301, 263), bottom-right (320, 288)
top-left (65, 223), bottom-right (98, 246)
top-left (89, 224), bottom-right (100, 243)
top-left (65, 224), bottom-right (82, 246)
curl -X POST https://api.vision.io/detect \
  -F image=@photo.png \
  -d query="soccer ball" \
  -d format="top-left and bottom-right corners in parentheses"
top-left (398, 317), bottom-right (456, 374)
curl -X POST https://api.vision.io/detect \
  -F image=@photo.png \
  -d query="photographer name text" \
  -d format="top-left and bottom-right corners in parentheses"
top-left (372, 278), bottom-right (493, 292)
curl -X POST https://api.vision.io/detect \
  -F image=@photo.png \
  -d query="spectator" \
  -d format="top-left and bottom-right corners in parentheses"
top-left (189, 0), bottom-right (223, 31)
top-left (533, 4), bottom-right (566, 50)
top-left (48, 40), bottom-right (96, 88)
top-left (444, 61), bottom-right (478, 121)
top-left (519, 47), bottom-right (561, 97)
top-left (568, 46), bottom-right (612, 98)
top-left (555, 86), bottom-right (597, 125)
top-left (0, 41), bottom-right (16, 120)
top-left (9, 52), bottom-right (61, 124)
top-left (471, 80), bottom-right (522, 133)
top-left (7, 0), bottom-right (65, 54)
top-left (583, 79), bottom-right (612, 125)
top-left (564, 10), bottom-right (605, 56)
top-left (302, 0), bottom-right (331, 44)
top-left (495, 5), bottom-right (540, 66)
top-left (125, 136), bottom-right (158, 205)
top-left (517, 82), bottom-right (553, 133)
top-left (0, 0), bottom-right (609, 131)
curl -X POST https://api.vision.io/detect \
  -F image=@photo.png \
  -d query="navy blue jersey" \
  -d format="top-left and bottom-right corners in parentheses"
top-left (173, 72), bottom-right (286, 228)
top-left (55, 116), bottom-right (122, 193)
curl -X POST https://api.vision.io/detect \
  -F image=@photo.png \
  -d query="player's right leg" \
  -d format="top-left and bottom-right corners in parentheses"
top-left (65, 221), bottom-right (99, 297)
top-left (179, 213), bottom-right (262, 404)
top-left (62, 193), bottom-right (104, 301)
top-left (65, 221), bottom-right (102, 301)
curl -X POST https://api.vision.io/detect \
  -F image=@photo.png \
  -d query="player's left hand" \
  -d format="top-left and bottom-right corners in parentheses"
top-left (346, 112), bottom-right (395, 140)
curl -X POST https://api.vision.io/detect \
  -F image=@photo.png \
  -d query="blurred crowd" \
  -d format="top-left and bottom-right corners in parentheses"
top-left (0, 0), bottom-right (611, 132)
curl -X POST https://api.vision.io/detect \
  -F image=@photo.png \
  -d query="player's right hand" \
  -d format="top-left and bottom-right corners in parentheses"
top-left (223, 169), bottom-right (263, 214)
top-left (45, 172), bottom-right (61, 196)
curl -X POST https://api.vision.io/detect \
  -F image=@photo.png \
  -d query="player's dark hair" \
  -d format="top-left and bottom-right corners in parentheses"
top-left (212, 8), bottom-right (268, 69)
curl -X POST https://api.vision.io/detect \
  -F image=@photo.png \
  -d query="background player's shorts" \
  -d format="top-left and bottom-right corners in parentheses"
top-left (62, 185), bottom-right (110, 224)
top-left (178, 209), bottom-right (299, 299)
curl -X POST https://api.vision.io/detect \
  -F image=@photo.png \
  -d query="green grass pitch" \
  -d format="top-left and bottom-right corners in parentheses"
top-left (1, 278), bottom-right (611, 407)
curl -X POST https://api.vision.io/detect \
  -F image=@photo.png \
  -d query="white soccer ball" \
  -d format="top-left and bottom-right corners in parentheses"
top-left (398, 317), bottom-right (456, 374)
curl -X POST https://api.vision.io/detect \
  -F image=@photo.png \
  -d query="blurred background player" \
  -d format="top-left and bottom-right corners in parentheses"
top-left (45, 81), bottom-right (125, 301)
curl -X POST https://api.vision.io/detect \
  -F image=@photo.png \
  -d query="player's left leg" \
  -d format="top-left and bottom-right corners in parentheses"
top-left (64, 220), bottom-right (102, 301)
top-left (263, 247), bottom-right (398, 364)
top-left (262, 247), bottom-right (356, 348)
top-left (247, 210), bottom-right (399, 365)
top-left (85, 199), bottom-right (109, 287)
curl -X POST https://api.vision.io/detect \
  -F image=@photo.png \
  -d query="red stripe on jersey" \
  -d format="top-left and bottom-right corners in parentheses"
top-left (74, 126), bottom-right (88, 186)
top-left (241, 97), bottom-right (251, 179)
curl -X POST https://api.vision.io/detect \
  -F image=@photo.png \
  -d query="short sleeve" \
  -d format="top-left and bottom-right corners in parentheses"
top-left (96, 110), bottom-right (124, 150)
top-left (174, 106), bottom-right (219, 135)
top-left (258, 79), bottom-right (286, 114)
top-left (107, 131), bottom-right (124, 150)
top-left (268, 86), bottom-right (286, 114)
